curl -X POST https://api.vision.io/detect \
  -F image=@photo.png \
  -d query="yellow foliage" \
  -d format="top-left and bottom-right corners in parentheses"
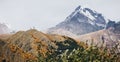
top-left (9, 44), bottom-right (17, 52)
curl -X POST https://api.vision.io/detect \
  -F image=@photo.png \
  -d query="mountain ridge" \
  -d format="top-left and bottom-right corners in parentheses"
top-left (0, 29), bottom-right (80, 62)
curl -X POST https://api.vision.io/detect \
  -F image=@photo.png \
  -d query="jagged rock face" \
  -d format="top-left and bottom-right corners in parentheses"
top-left (106, 20), bottom-right (116, 29)
top-left (0, 29), bottom-right (79, 62)
top-left (0, 23), bottom-right (10, 34)
top-left (106, 21), bottom-right (120, 34)
top-left (47, 6), bottom-right (107, 36)
top-left (114, 22), bottom-right (120, 33)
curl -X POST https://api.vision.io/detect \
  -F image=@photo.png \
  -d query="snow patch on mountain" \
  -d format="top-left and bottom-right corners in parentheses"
top-left (81, 9), bottom-right (95, 20)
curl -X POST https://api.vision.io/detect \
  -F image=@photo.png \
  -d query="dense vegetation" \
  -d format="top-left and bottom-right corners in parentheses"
top-left (38, 41), bottom-right (120, 62)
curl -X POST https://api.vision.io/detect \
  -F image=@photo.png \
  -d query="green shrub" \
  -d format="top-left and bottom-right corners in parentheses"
top-left (37, 40), bottom-right (120, 62)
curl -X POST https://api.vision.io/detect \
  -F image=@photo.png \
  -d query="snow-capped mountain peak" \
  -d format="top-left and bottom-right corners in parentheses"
top-left (65, 5), bottom-right (107, 27)
top-left (75, 6), bottom-right (96, 20)
top-left (0, 23), bottom-right (10, 34)
top-left (47, 5), bottom-right (108, 36)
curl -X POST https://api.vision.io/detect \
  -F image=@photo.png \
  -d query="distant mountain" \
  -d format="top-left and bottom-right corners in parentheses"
top-left (106, 20), bottom-right (120, 33)
top-left (78, 21), bottom-right (120, 48)
top-left (46, 5), bottom-right (120, 49)
top-left (0, 23), bottom-right (10, 34)
top-left (47, 6), bottom-right (108, 37)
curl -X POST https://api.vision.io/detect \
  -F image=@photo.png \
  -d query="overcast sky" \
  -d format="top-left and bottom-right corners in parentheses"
top-left (0, 0), bottom-right (120, 31)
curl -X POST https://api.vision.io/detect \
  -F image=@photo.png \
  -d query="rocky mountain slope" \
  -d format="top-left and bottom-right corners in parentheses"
top-left (47, 6), bottom-right (108, 37)
top-left (0, 29), bottom-right (79, 62)
top-left (78, 21), bottom-right (120, 48)
top-left (0, 23), bottom-right (10, 34)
